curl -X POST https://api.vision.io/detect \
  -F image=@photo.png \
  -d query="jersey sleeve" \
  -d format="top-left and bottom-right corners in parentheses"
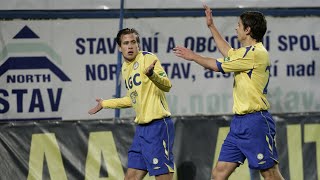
top-left (144, 54), bottom-right (172, 92)
top-left (216, 47), bottom-right (255, 73)
top-left (101, 95), bottom-right (132, 109)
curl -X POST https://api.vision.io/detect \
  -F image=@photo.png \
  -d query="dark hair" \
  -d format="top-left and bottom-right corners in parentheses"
top-left (116, 28), bottom-right (140, 46)
top-left (240, 11), bottom-right (267, 42)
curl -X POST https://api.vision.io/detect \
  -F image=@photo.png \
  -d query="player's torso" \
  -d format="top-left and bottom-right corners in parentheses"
top-left (234, 45), bottom-right (270, 92)
top-left (233, 44), bottom-right (271, 113)
top-left (122, 54), bottom-right (146, 108)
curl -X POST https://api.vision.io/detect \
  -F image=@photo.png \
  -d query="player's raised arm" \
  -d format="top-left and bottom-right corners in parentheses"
top-left (145, 59), bottom-right (172, 92)
top-left (203, 4), bottom-right (231, 57)
top-left (173, 46), bottom-right (219, 72)
top-left (145, 59), bottom-right (157, 77)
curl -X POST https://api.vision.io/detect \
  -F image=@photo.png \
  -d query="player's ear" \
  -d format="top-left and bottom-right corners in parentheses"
top-left (118, 45), bottom-right (122, 52)
top-left (245, 26), bottom-right (251, 35)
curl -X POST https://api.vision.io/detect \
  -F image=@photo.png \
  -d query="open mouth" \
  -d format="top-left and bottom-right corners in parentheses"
top-left (128, 51), bottom-right (134, 55)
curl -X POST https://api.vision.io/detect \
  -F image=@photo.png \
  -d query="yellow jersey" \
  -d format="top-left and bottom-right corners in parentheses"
top-left (101, 51), bottom-right (172, 124)
top-left (217, 42), bottom-right (271, 114)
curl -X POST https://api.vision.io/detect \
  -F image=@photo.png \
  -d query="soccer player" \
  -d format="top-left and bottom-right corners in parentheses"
top-left (88, 28), bottom-right (175, 180)
top-left (173, 5), bottom-right (284, 180)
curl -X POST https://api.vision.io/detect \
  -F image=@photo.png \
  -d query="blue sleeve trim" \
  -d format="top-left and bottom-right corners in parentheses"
top-left (242, 46), bottom-right (251, 58)
top-left (216, 61), bottom-right (225, 74)
top-left (142, 51), bottom-right (152, 56)
top-left (247, 69), bottom-right (253, 78)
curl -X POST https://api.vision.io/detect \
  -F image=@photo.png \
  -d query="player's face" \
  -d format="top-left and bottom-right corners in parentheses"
top-left (119, 33), bottom-right (140, 62)
top-left (236, 18), bottom-right (247, 42)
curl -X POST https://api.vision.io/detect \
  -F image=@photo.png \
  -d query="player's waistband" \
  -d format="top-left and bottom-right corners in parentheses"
top-left (235, 110), bottom-right (269, 116)
top-left (139, 116), bottom-right (171, 126)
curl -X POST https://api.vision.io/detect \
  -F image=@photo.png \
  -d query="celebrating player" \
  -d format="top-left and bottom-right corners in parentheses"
top-left (89, 28), bottom-right (175, 180)
top-left (173, 5), bottom-right (284, 180)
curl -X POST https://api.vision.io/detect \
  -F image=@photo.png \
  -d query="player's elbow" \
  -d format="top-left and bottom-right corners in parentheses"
top-left (210, 60), bottom-right (220, 72)
top-left (163, 84), bottom-right (172, 92)
top-left (206, 64), bottom-right (219, 72)
top-left (212, 67), bottom-right (220, 72)
top-left (163, 79), bottom-right (172, 92)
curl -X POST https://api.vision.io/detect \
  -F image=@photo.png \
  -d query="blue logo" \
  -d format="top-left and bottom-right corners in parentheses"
top-left (0, 25), bottom-right (71, 82)
top-left (0, 25), bottom-right (70, 120)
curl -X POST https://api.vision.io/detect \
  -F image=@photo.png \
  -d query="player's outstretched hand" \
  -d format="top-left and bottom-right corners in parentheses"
top-left (145, 60), bottom-right (157, 77)
top-left (88, 98), bottom-right (103, 115)
top-left (173, 46), bottom-right (196, 61)
top-left (203, 4), bottom-right (214, 28)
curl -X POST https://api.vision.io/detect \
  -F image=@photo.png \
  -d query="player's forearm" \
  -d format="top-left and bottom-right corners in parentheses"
top-left (148, 73), bottom-right (172, 92)
top-left (192, 53), bottom-right (219, 72)
top-left (101, 97), bottom-right (132, 109)
top-left (208, 25), bottom-right (231, 57)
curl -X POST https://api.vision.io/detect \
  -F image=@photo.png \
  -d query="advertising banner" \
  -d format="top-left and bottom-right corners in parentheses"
top-left (0, 114), bottom-right (319, 180)
top-left (0, 16), bottom-right (319, 120)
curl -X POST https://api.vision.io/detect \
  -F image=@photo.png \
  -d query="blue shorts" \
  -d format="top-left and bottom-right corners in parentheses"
top-left (219, 111), bottom-right (279, 170)
top-left (128, 117), bottom-right (175, 176)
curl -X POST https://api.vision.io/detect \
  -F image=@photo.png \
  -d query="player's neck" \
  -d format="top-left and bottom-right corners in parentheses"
top-left (124, 58), bottom-right (135, 64)
top-left (241, 38), bottom-right (258, 47)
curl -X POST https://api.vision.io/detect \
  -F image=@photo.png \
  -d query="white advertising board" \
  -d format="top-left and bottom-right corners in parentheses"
top-left (0, 16), bottom-right (319, 120)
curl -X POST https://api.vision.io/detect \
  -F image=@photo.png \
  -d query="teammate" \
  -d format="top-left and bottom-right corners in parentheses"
top-left (88, 28), bottom-right (175, 180)
top-left (173, 5), bottom-right (284, 180)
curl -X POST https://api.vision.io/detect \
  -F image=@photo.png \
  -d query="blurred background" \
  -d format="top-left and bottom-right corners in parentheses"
top-left (0, 0), bottom-right (319, 179)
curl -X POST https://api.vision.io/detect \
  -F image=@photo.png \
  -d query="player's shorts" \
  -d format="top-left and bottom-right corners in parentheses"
top-left (127, 116), bottom-right (175, 176)
top-left (218, 110), bottom-right (279, 170)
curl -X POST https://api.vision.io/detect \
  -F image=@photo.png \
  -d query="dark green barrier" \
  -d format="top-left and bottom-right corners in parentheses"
top-left (0, 113), bottom-right (319, 180)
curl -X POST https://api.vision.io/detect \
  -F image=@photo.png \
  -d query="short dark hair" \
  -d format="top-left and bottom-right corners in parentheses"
top-left (240, 11), bottom-right (267, 42)
top-left (116, 28), bottom-right (140, 46)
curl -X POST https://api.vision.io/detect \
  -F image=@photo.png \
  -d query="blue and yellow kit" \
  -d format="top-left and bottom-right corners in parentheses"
top-left (217, 42), bottom-right (271, 114)
top-left (217, 43), bottom-right (279, 170)
top-left (101, 51), bottom-right (172, 124)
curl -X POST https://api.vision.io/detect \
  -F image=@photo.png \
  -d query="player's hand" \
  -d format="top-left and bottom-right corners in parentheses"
top-left (145, 60), bottom-right (157, 76)
top-left (203, 4), bottom-right (214, 28)
top-left (173, 46), bottom-right (196, 61)
top-left (88, 98), bottom-right (103, 115)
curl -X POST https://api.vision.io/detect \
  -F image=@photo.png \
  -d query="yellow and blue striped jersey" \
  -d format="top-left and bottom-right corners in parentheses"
top-left (101, 51), bottom-right (172, 124)
top-left (217, 42), bottom-right (271, 114)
